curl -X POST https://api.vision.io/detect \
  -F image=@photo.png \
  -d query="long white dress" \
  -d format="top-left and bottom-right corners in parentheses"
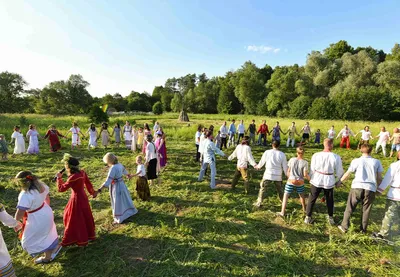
top-left (131, 129), bottom-right (138, 151)
top-left (123, 125), bottom-right (132, 148)
top-left (26, 129), bottom-right (40, 154)
top-left (88, 129), bottom-right (98, 148)
top-left (102, 163), bottom-right (138, 223)
top-left (69, 127), bottom-right (81, 146)
top-left (17, 185), bottom-right (59, 256)
top-left (0, 204), bottom-right (19, 277)
top-left (11, 131), bottom-right (25, 154)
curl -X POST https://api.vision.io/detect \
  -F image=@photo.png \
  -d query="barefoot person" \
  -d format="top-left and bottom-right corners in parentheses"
top-left (228, 136), bottom-right (257, 194)
top-left (97, 153), bottom-right (138, 224)
top-left (338, 144), bottom-right (383, 233)
top-left (254, 140), bottom-right (288, 207)
top-left (56, 154), bottom-right (97, 246)
top-left (372, 151), bottom-right (400, 241)
top-left (14, 171), bottom-right (60, 264)
top-left (304, 139), bottom-right (344, 225)
top-left (198, 130), bottom-right (225, 189)
top-left (375, 127), bottom-right (390, 157)
top-left (0, 203), bottom-right (22, 276)
top-left (278, 147), bottom-right (310, 217)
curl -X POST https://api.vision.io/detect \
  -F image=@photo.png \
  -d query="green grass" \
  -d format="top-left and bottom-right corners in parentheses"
top-left (0, 113), bottom-right (399, 277)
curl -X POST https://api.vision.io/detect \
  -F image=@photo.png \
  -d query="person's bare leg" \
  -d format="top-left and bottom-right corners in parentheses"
top-left (299, 193), bottom-right (306, 213)
top-left (279, 192), bottom-right (290, 215)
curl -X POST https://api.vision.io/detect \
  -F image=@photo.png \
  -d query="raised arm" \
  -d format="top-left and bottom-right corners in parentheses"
top-left (57, 175), bottom-right (74, 192)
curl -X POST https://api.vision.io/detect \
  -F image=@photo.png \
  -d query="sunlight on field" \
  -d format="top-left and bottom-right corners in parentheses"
top-left (0, 113), bottom-right (399, 277)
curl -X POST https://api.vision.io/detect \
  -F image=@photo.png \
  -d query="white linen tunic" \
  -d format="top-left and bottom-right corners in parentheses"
top-left (377, 160), bottom-right (400, 201)
top-left (310, 151), bottom-right (344, 189)
top-left (69, 127), bottom-right (81, 146)
top-left (346, 156), bottom-right (383, 192)
top-left (0, 205), bottom-right (19, 275)
top-left (228, 144), bottom-right (256, 169)
top-left (257, 149), bottom-right (288, 181)
top-left (11, 131), bottom-right (25, 154)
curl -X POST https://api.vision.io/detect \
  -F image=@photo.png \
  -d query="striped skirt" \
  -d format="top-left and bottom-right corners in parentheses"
top-left (0, 260), bottom-right (16, 277)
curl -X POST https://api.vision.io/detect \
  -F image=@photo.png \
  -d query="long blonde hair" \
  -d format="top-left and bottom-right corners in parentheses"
top-left (14, 171), bottom-right (45, 192)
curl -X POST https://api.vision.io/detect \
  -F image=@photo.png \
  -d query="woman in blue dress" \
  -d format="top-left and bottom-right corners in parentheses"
top-left (97, 153), bottom-right (138, 223)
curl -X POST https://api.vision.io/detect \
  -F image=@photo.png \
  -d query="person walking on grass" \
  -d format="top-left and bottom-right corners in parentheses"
top-left (26, 124), bottom-right (42, 155)
top-left (111, 123), bottom-right (122, 148)
top-left (338, 144), bottom-right (383, 234)
top-left (271, 121), bottom-right (286, 142)
top-left (236, 120), bottom-right (245, 145)
top-left (0, 134), bottom-right (9, 160)
top-left (286, 122), bottom-right (299, 148)
top-left (65, 122), bottom-right (86, 150)
top-left (257, 120), bottom-right (270, 146)
top-left (336, 124), bottom-right (355, 149)
top-left (10, 125), bottom-right (25, 155)
top-left (195, 126), bottom-right (202, 162)
top-left (355, 126), bottom-right (373, 149)
top-left (375, 127), bottom-right (390, 157)
top-left (304, 139), bottom-right (344, 225)
top-left (254, 140), bottom-right (288, 207)
top-left (144, 134), bottom-right (160, 186)
top-left (247, 119), bottom-right (257, 145)
top-left (98, 122), bottom-right (110, 149)
top-left (228, 119), bottom-right (236, 147)
top-left (389, 128), bottom-right (400, 157)
top-left (86, 123), bottom-right (98, 150)
top-left (219, 122), bottom-right (228, 150)
top-left (372, 151), bottom-right (400, 242)
top-left (300, 122), bottom-right (311, 145)
top-left (228, 136), bottom-right (257, 194)
top-left (277, 147), bottom-right (310, 217)
top-left (198, 130), bottom-right (225, 189)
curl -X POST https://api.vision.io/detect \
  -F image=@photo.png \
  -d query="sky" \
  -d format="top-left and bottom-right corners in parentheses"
top-left (0, 0), bottom-right (399, 97)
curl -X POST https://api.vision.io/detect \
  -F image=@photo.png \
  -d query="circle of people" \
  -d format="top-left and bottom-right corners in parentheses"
top-left (194, 120), bottom-right (400, 244)
top-left (0, 121), bottom-right (167, 275)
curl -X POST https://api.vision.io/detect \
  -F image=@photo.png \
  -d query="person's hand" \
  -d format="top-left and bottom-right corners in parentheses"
top-left (127, 174), bottom-right (133, 180)
top-left (145, 162), bottom-right (149, 167)
top-left (92, 191), bottom-right (98, 198)
top-left (56, 172), bottom-right (63, 179)
top-left (335, 181), bottom-right (343, 188)
top-left (14, 221), bottom-right (23, 232)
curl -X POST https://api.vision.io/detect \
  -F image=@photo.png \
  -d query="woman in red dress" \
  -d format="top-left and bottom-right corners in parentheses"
top-left (44, 125), bottom-right (65, 152)
top-left (56, 154), bottom-right (97, 246)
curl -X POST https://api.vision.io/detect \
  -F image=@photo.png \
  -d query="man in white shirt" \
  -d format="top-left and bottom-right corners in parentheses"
top-left (327, 126), bottom-right (335, 140)
top-left (219, 122), bottom-right (228, 150)
top-left (228, 119), bottom-right (236, 147)
top-left (356, 126), bottom-right (373, 149)
top-left (254, 140), bottom-right (288, 207)
top-left (336, 124), bottom-right (355, 149)
top-left (228, 136), bottom-right (257, 194)
top-left (236, 120), bottom-right (245, 145)
top-left (305, 139), bottom-right (344, 225)
top-left (338, 144), bottom-right (383, 233)
top-left (372, 151), bottom-right (400, 240)
top-left (375, 126), bottom-right (390, 157)
top-left (195, 126), bottom-right (202, 162)
top-left (198, 131), bottom-right (225, 189)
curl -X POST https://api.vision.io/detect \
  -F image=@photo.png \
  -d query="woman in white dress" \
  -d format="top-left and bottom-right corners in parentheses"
top-left (0, 203), bottom-right (22, 277)
top-left (26, 124), bottom-right (41, 154)
top-left (14, 171), bottom-right (61, 264)
top-left (86, 123), bottom-right (98, 149)
top-left (65, 122), bottom-right (85, 150)
top-left (123, 121), bottom-right (132, 150)
top-left (97, 153), bottom-right (138, 224)
top-left (10, 126), bottom-right (25, 155)
top-left (131, 125), bottom-right (138, 152)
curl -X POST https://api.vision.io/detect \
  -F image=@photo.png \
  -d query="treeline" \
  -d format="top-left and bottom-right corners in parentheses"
top-left (1, 40), bottom-right (400, 121)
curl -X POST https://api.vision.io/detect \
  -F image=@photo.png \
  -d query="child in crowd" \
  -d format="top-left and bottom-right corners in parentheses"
top-left (98, 122), bottom-right (110, 149)
top-left (0, 134), bottom-right (9, 160)
top-left (215, 131), bottom-right (222, 149)
top-left (131, 125), bottom-right (138, 152)
top-left (389, 128), bottom-right (400, 157)
top-left (132, 156), bottom-right (150, 201)
top-left (87, 123), bottom-right (98, 150)
top-left (314, 129), bottom-right (321, 146)
top-left (65, 122), bottom-right (85, 150)
top-left (111, 123), bottom-right (122, 148)
top-left (277, 147), bottom-right (310, 217)
top-left (26, 124), bottom-right (41, 154)
top-left (137, 127), bottom-right (144, 150)
top-left (10, 125), bottom-right (25, 155)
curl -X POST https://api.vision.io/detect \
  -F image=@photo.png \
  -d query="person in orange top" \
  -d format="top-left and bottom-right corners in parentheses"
top-left (56, 154), bottom-right (97, 247)
top-left (257, 120), bottom-right (270, 146)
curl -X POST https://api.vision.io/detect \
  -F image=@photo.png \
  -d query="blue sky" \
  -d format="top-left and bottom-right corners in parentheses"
top-left (0, 0), bottom-right (399, 96)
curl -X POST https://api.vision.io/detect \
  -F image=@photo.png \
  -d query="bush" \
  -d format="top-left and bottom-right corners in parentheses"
top-left (88, 105), bottom-right (109, 124)
top-left (307, 97), bottom-right (335, 119)
top-left (152, 101), bottom-right (163, 115)
top-left (288, 96), bottom-right (312, 118)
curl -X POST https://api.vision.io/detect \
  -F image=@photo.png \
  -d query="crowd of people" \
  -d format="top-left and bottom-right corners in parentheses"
top-left (1, 118), bottom-right (400, 275)
top-left (0, 121), bottom-right (167, 274)
top-left (195, 120), bottom-right (400, 245)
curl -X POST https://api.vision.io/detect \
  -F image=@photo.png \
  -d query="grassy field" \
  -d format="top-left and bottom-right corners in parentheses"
top-left (0, 113), bottom-right (399, 277)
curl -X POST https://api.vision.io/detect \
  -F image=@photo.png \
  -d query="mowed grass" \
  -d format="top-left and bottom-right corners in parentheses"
top-left (0, 113), bottom-right (399, 277)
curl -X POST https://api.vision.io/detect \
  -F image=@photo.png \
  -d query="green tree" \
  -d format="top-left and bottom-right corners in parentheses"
top-left (126, 91), bottom-right (152, 112)
top-left (307, 97), bottom-right (335, 119)
top-left (324, 40), bottom-right (354, 60)
top-left (217, 74), bottom-right (241, 114)
top-left (88, 104), bottom-right (109, 123)
top-left (354, 46), bottom-right (386, 63)
top-left (0, 72), bottom-right (27, 113)
top-left (374, 60), bottom-right (400, 102)
top-left (152, 101), bottom-right (163, 115)
top-left (288, 95), bottom-right (313, 118)
top-left (386, 43), bottom-right (400, 62)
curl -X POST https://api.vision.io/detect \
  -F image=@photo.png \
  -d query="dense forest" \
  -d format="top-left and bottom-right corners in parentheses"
top-left (1, 40), bottom-right (400, 121)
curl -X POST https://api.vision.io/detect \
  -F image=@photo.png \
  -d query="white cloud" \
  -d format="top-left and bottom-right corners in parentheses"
top-left (246, 45), bottom-right (280, 54)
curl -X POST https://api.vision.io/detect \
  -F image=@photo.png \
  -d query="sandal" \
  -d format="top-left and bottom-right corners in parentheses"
top-left (34, 257), bottom-right (51, 264)
top-left (51, 245), bottom-right (62, 261)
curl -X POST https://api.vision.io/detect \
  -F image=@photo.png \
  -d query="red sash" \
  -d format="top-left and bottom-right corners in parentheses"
top-left (19, 202), bottom-right (45, 239)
